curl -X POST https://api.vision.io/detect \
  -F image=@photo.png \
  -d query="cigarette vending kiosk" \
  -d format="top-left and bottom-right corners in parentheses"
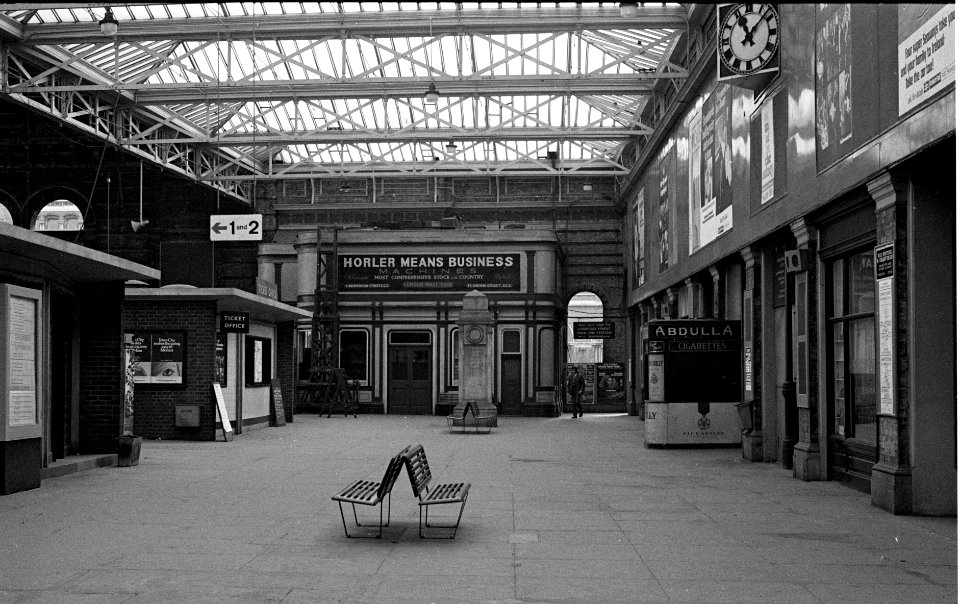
top-left (643, 319), bottom-right (742, 446)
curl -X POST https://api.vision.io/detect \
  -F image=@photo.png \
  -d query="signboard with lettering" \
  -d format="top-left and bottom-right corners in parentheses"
top-left (339, 253), bottom-right (521, 291)
top-left (643, 320), bottom-right (742, 402)
top-left (220, 312), bottom-right (249, 333)
top-left (209, 214), bottom-right (263, 241)
top-left (573, 322), bottom-right (616, 339)
top-left (0, 284), bottom-right (43, 442)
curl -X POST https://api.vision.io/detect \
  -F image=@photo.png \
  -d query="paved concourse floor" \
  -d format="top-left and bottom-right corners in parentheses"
top-left (0, 414), bottom-right (956, 603)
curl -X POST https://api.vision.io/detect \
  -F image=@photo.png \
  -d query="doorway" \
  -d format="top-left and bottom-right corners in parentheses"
top-left (387, 335), bottom-right (432, 415)
top-left (500, 356), bottom-right (522, 415)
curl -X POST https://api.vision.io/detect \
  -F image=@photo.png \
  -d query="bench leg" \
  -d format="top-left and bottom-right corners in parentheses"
top-left (337, 493), bottom-right (391, 539)
top-left (419, 492), bottom-right (469, 539)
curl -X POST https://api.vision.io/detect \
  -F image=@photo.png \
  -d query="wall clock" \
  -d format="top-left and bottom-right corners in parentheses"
top-left (717, 4), bottom-right (781, 87)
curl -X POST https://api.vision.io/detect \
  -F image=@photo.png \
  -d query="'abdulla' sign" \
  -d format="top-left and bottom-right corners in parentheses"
top-left (339, 254), bottom-right (521, 291)
top-left (644, 320), bottom-right (741, 402)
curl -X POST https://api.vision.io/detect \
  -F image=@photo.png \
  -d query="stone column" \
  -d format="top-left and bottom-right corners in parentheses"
top-left (739, 246), bottom-right (763, 461)
top-left (790, 218), bottom-right (822, 481)
top-left (867, 172), bottom-right (912, 513)
top-left (684, 278), bottom-right (703, 318)
top-left (456, 290), bottom-right (497, 426)
top-left (294, 231), bottom-right (317, 310)
top-left (665, 286), bottom-right (680, 319)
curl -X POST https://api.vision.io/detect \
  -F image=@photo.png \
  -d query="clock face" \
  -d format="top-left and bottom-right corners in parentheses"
top-left (719, 4), bottom-right (780, 75)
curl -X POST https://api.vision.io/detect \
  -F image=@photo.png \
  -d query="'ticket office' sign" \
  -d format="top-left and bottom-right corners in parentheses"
top-left (339, 254), bottom-right (521, 292)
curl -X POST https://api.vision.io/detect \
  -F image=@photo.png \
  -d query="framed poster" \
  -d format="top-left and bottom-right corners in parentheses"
top-left (125, 332), bottom-right (186, 385)
top-left (0, 284), bottom-right (43, 441)
top-left (245, 336), bottom-right (272, 386)
top-left (214, 333), bottom-right (227, 386)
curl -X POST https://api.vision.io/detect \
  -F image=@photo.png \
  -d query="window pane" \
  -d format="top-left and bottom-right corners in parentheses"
top-left (849, 317), bottom-right (876, 444)
top-left (503, 330), bottom-right (521, 353)
top-left (340, 331), bottom-right (368, 381)
top-left (848, 251), bottom-right (875, 315)
top-left (831, 259), bottom-right (844, 317)
top-left (832, 322), bottom-right (846, 437)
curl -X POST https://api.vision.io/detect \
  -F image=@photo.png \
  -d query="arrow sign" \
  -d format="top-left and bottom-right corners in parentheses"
top-left (209, 214), bottom-right (263, 241)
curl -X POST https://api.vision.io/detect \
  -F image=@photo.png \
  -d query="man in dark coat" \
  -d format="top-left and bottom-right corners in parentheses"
top-left (568, 366), bottom-right (586, 418)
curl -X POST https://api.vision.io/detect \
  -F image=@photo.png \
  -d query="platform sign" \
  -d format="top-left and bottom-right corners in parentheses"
top-left (209, 214), bottom-right (262, 241)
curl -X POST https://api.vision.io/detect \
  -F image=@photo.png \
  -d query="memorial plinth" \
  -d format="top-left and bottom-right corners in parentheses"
top-left (454, 290), bottom-right (497, 427)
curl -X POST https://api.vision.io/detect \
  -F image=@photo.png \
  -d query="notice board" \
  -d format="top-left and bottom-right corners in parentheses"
top-left (270, 379), bottom-right (286, 427)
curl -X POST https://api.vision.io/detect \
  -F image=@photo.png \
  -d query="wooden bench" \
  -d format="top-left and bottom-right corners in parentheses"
top-left (331, 446), bottom-right (409, 538)
top-left (446, 401), bottom-right (492, 434)
top-left (401, 444), bottom-right (470, 539)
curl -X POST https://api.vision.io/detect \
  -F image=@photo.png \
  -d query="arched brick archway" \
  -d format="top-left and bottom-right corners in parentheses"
top-left (0, 189), bottom-right (23, 226)
top-left (24, 186), bottom-right (88, 231)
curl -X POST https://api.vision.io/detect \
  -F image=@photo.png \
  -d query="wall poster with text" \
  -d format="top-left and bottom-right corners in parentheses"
top-left (658, 154), bottom-right (671, 272)
top-left (898, 3), bottom-right (955, 115)
top-left (126, 332), bottom-right (185, 385)
top-left (712, 84), bottom-right (734, 237)
top-left (688, 106), bottom-right (703, 252)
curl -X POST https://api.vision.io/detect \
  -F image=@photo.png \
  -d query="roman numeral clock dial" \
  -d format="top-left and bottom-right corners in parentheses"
top-left (718, 3), bottom-right (780, 84)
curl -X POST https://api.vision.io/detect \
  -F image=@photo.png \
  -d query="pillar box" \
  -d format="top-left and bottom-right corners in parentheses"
top-left (456, 290), bottom-right (497, 427)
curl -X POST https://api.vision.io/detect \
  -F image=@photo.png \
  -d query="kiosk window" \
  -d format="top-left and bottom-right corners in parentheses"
top-left (339, 330), bottom-right (368, 383)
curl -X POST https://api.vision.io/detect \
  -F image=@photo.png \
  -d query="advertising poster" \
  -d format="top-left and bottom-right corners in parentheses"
top-left (898, 3), bottom-right (955, 115)
top-left (596, 363), bottom-right (626, 405)
top-left (688, 107), bottom-right (703, 251)
top-left (8, 296), bottom-right (37, 426)
top-left (634, 188), bottom-right (645, 287)
top-left (760, 99), bottom-right (776, 204)
top-left (816, 3), bottom-right (853, 166)
top-left (127, 332), bottom-right (184, 385)
top-left (700, 90), bottom-right (717, 245)
top-left (214, 333), bottom-right (227, 386)
top-left (340, 253), bottom-right (521, 291)
top-left (713, 85), bottom-right (733, 236)
top-left (876, 243), bottom-right (895, 415)
top-left (658, 157), bottom-right (671, 272)
top-left (253, 339), bottom-right (264, 384)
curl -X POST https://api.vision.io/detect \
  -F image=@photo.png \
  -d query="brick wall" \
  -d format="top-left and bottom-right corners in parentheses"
top-left (276, 321), bottom-right (295, 422)
top-left (78, 283), bottom-right (124, 454)
top-left (123, 300), bottom-right (218, 441)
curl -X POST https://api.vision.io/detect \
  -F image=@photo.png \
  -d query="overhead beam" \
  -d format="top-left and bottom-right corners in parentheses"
top-left (18, 7), bottom-right (687, 44)
top-left (11, 74), bottom-right (668, 104)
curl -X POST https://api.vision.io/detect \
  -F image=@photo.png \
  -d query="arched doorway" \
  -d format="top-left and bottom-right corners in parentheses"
top-left (33, 200), bottom-right (84, 231)
top-left (566, 291), bottom-right (603, 363)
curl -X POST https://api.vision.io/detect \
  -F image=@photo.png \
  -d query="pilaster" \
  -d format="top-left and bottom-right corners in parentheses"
top-left (867, 171), bottom-right (913, 514)
top-left (790, 218), bottom-right (822, 481)
top-left (739, 246), bottom-right (763, 461)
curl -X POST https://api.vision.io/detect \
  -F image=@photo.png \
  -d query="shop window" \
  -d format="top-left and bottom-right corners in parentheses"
top-left (339, 329), bottom-right (368, 383)
top-left (828, 249), bottom-right (876, 445)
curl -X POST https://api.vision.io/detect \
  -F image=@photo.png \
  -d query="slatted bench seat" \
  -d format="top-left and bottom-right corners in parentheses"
top-left (402, 444), bottom-right (470, 539)
top-left (331, 446), bottom-right (409, 538)
top-left (446, 401), bottom-right (492, 434)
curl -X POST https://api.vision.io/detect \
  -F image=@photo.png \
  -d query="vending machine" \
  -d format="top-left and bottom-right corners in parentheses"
top-left (643, 319), bottom-right (742, 446)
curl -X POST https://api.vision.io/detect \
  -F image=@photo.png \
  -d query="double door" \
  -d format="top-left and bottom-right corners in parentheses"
top-left (387, 345), bottom-right (431, 415)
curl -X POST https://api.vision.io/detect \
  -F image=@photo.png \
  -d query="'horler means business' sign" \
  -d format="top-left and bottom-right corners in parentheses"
top-left (339, 254), bottom-right (521, 291)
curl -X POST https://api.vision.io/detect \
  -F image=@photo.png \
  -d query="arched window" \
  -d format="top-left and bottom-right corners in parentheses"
top-left (0, 204), bottom-right (12, 225)
top-left (567, 291), bottom-right (603, 363)
top-left (33, 200), bottom-right (83, 231)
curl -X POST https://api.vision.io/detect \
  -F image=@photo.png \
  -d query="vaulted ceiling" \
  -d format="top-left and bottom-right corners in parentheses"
top-left (0, 3), bottom-right (696, 203)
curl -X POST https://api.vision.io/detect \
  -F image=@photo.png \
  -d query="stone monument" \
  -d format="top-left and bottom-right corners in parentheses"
top-left (454, 290), bottom-right (497, 427)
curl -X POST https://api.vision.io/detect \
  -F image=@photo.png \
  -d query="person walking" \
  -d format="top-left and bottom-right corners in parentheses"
top-left (568, 366), bottom-right (586, 418)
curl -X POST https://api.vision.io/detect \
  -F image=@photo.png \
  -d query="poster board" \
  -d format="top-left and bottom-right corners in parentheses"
top-left (270, 379), bottom-right (286, 427)
top-left (126, 331), bottom-right (186, 385)
top-left (0, 284), bottom-right (43, 441)
top-left (213, 383), bottom-right (234, 441)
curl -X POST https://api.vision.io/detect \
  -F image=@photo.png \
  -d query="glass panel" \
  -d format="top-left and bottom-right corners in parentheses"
top-left (340, 330), bottom-right (368, 382)
top-left (450, 329), bottom-right (460, 384)
top-left (849, 251), bottom-right (875, 315)
top-left (389, 349), bottom-right (406, 380)
top-left (831, 259), bottom-right (844, 317)
top-left (833, 322), bottom-right (846, 437)
top-left (502, 330), bottom-right (521, 354)
top-left (411, 349), bottom-right (430, 380)
top-left (390, 331), bottom-right (431, 345)
top-left (849, 317), bottom-right (876, 444)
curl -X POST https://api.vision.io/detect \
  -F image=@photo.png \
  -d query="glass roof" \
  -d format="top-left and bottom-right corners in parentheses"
top-left (1, 3), bottom-right (687, 192)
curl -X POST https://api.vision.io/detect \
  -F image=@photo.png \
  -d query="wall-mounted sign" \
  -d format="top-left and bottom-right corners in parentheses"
top-left (256, 278), bottom-right (278, 300)
top-left (339, 254), bottom-right (521, 292)
top-left (214, 332), bottom-right (227, 386)
top-left (876, 243), bottom-right (896, 415)
top-left (573, 322), bottom-right (616, 339)
top-left (220, 311), bottom-right (249, 333)
top-left (643, 320), bottom-right (742, 403)
top-left (125, 332), bottom-right (185, 385)
top-left (209, 214), bottom-right (263, 241)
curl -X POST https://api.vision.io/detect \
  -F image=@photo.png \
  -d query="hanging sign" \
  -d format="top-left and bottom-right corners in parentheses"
top-left (209, 214), bottom-right (263, 241)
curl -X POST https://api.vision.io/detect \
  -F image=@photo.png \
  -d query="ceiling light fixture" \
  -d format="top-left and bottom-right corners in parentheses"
top-left (99, 7), bottom-right (119, 36)
top-left (424, 82), bottom-right (439, 105)
top-left (620, 2), bottom-right (639, 18)
top-left (445, 141), bottom-right (457, 153)
top-left (582, 183), bottom-right (593, 192)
